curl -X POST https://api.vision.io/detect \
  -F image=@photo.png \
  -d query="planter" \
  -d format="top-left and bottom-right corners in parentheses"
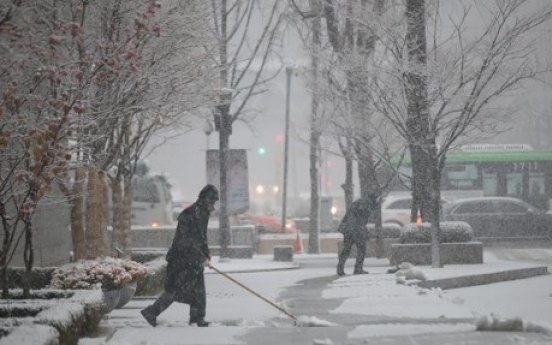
top-left (116, 281), bottom-right (137, 309)
top-left (101, 289), bottom-right (120, 314)
top-left (390, 241), bottom-right (484, 266)
top-left (0, 289), bottom-right (104, 345)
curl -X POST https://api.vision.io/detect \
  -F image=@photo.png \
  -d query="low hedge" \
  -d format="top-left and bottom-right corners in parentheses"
top-left (399, 221), bottom-right (473, 244)
top-left (367, 223), bottom-right (402, 239)
top-left (7, 267), bottom-right (55, 289)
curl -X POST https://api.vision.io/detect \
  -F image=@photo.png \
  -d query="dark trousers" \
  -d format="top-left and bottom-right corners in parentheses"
top-left (144, 285), bottom-right (206, 321)
top-left (144, 260), bottom-right (207, 321)
top-left (338, 232), bottom-right (367, 272)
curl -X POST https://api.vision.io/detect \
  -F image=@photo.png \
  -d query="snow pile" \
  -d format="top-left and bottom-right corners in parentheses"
top-left (0, 288), bottom-right (103, 316)
top-left (476, 314), bottom-right (552, 334)
top-left (0, 324), bottom-right (59, 345)
top-left (0, 288), bottom-right (105, 345)
top-left (296, 315), bottom-right (336, 327)
top-left (35, 302), bottom-right (85, 329)
top-left (394, 262), bottom-right (427, 284)
top-left (313, 338), bottom-right (334, 345)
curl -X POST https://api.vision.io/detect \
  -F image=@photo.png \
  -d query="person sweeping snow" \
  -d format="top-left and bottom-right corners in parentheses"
top-left (336, 193), bottom-right (380, 276)
top-left (141, 184), bottom-right (219, 327)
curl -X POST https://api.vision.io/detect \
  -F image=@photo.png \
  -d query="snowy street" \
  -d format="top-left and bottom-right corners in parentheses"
top-left (83, 249), bottom-right (552, 345)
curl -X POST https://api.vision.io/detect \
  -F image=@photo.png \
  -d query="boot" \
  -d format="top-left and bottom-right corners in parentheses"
top-left (141, 308), bottom-right (157, 327)
top-left (189, 318), bottom-right (210, 327)
top-left (353, 268), bottom-right (369, 275)
top-left (337, 265), bottom-right (345, 276)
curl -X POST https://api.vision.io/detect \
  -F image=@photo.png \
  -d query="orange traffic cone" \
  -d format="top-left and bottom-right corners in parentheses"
top-left (294, 230), bottom-right (304, 254)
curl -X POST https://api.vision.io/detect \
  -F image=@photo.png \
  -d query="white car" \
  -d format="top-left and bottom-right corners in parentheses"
top-left (381, 195), bottom-right (451, 226)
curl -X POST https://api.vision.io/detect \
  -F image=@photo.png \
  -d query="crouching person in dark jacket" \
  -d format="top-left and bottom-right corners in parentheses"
top-left (336, 193), bottom-right (379, 276)
top-left (141, 184), bottom-right (219, 327)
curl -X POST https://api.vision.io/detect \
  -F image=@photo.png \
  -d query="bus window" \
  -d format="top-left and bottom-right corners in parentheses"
top-left (443, 164), bottom-right (478, 190)
top-left (506, 172), bottom-right (523, 196)
top-left (529, 173), bottom-right (545, 196)
top-left (482, 170), bottom-right (498, 196)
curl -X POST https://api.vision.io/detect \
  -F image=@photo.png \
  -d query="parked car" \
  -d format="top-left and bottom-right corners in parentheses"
top-left (240, 213), bottom-right (298, 234)
top-left (442, 196), bottom-right (552, 241)
top-left (381, 195), bottom-right (451, 226)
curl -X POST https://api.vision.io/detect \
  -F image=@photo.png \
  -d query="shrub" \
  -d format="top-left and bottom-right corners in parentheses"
top-left (367, 223), bottom-right (402, 238)
top-left (49, 256), bottom-right (148, 291)
top-left (399, 221), bottom-right (473, 244)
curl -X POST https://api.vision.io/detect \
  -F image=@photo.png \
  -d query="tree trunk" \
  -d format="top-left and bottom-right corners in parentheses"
top-left (122, 173), bottom-right (133, 259)
top-left (87, 166), bottom-right (106, 258)
top-left (218, 108), bottom-right (231, 260)
top-left (1, 222), bottom-right (11, 298)
top-left (430, 160), bottom-right (442, 267)
top-left (71, 167), bottom-right (87, 260)
top-left (111, 175), bottom-right (124, 257)
top-left (405, 0), bottom-right (441, 267)
top-left (217, 0), bottom-right (232, 260)
top-left (0, 266), bottom-right (6, 299)
top-left (340, 139), bottom-right (354, 210)
top-left (308, 0), bottom-right (322, 254)
top-left (98, 171), bottom-right (109, 256)
top-left (22, 220), bottom-right (33, 298)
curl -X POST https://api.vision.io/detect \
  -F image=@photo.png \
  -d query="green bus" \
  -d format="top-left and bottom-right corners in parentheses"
top-left (389, 144), bottom-right (552, 210)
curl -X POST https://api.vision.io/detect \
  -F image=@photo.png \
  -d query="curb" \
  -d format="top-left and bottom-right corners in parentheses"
top-left (205, 263), bottom-right (301, 275)
top-left (417, 265), bottom-right (549, 290)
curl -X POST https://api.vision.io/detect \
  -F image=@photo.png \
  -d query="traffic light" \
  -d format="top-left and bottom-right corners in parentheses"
top-left (258, 146), bottom-right (266, 155)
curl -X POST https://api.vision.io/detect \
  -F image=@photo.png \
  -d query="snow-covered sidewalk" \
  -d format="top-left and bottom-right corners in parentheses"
top-left (82, 251), bottom-right (551, 345)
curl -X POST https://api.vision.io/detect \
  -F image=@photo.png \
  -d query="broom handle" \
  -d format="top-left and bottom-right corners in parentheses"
top-left (209, 264), bottom-right (297, 321)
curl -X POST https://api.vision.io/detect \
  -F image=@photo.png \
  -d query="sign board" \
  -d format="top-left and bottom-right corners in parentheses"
top-left (206, 149), bottom-right (250, 215)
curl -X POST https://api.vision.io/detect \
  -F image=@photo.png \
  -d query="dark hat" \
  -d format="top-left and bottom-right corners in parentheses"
top-left (198, 184), bottom-right (219, 202)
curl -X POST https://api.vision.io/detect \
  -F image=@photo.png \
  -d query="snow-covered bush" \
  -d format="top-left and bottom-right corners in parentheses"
top-left (399, 222), bottom-right (473, 244)
top-left (367, 223), bottom-right (402, 238)
top-left (49, 257), bottom-right (148, 291)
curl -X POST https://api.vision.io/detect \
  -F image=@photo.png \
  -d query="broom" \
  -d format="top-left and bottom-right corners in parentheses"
top-left (208, 264), bottom-right (297, 322)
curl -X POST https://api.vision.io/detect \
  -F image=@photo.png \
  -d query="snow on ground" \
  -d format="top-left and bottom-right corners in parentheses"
top-left (348, 323), bottom-right (476, 339)
top-left (323, 268), bottom-right (475, 319)
top-left (295, 315), bottom-right (336, 327)
top-left (77, 253), bottom-right (552, 344)
top-left (108, 327), bottom-right (248, 345)
top-left (446, 275), bottom-right (552, 332)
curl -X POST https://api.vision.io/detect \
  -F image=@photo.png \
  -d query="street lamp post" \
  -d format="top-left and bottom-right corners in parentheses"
top-left (281, 66), bottom-right (293, 233)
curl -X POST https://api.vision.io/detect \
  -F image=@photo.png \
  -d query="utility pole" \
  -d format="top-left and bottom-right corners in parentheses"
top-left (281, 66), bottom-right (293, 233)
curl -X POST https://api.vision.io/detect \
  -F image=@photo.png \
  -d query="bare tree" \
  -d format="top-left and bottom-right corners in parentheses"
top-left (291, 0), bottom-right (398, 255)
top-left (0, 0), bottom-right (101, 297)
top-left (209, 0), bottom-right (283, 259)
top-left (54, 0), bottom-right (214, 260)
top-left (370, 0), bottom-right (552, 267)
top-left (47, 0), bottom-right (167, 261)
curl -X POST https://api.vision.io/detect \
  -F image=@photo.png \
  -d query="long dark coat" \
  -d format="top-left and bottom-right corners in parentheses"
top-left (165, 201), bottom-right (211, 304)
top-left (337, 198), bottom-right (374, 238)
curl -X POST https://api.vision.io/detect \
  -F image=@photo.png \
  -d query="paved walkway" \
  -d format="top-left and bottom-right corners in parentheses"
top-left (204, 251), bottom-right (548, 286)
top-left (92, 250), bottom-right (550, 345)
